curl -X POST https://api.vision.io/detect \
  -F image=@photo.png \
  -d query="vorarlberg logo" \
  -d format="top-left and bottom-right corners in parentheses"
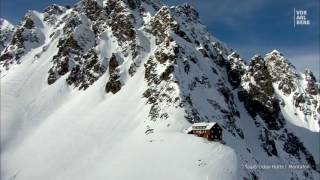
top-left (294, 8), bottom-right (311, 27)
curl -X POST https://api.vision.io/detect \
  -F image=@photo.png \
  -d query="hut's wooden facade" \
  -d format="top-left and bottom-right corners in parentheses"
top-left (185, 122), bottom-right (222, 141)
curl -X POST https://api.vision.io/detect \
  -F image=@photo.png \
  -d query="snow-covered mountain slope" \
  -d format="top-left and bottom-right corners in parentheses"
top-left (0, 19), bottom-right (15, 53)
top-left (1, 0), bottom-right (319, 180)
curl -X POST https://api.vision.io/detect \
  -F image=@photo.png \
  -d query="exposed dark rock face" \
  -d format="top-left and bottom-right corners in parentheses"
top-left (66, 49), bottom-right (106, 90)
top-left (0, 13), bottom-right (43, 70)
top-left (226, 52), bottom-right (246, 87)
top-left (0, 53), bottom-right (13, 62)
top-left (146, 5), bottom-right (196, 45)
top-left (278, 77), bottom-right (296, 95)
top-left (105, 54), bottom-right (122, 94)
top-left (283, 132), bottom-right (318, 172)
top-left (127, 0), bottom-right (141, 9)
top-left (109, 54), bottom-right (119, 74)
top-left (155, 48), bottom-right (175, 64)
top-left (160, 65), bottom-right (174, 80)
top-left (146, 6), bottom-right (175, 45)
top-left (175, 4), bottom-right (199, 22)
top-left (47, 69), bottom-right (58, 85)
top-left (105, 76), bottom-right (122, 94)
top-left (227, 50), bottom-right (319, 176)
top-left (11, 29), bottom-right (26, 49)
top-left (143, 55), bottom-right (176, 121)
top-left (304, 69), bottom-right (319, 95)
top-left (23, 17), bottom-right (35, 29)
top-left (198, 47), bottom-right (209, 58)
top-left (0, 21), bottom-right (15, 71)
top-left (144, 57), bottom-right (159, 86)
top-left (142, 37), bottom-right (181, 121)
top-left (0, 19), bottom-right (15, 53)
top-left (259, 128), bottom-right (278, 156)
top-left (107, 1), bottom-right (136, 42)
top-left (248, 56), bottom-right (274, 98)
top-left (44, 8), bottom-right (105, 88)
top-left (82, 0), bottom-right (102, 21)
top-left (48, 36), bottom-right (82, 84)
top-left (240, 55), bottom-right (284, 130)
top-left (262, 51), bottom-right (319, 122)
top-left (213, 54), bottom-right (226, 67)
top-left (215, 79), bottom-right (243, 138)
top-left (265, 50), bottom-right (297, 95)
top-left (43, 4), bottom-right (66, 24)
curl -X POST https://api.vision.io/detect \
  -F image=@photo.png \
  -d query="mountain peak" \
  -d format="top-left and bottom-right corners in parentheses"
top-left (92, 0), bottom-right (163, 9)
top-left (270, 49), bottom-right (281, 55)
top-left (0, 18), bottom-right (14, 30)
top-left (1, 1), bottom-right (319, 180)
top-left (175, 3), bottom-right (199, 21)
top-left (0, 18), bottom-right (15, 53)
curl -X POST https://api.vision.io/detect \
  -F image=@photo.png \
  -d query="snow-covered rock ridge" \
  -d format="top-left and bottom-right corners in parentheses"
top-left (1, 0), bottom-right (319, 180)
top-left (0, 19), bottom-right (15, 54)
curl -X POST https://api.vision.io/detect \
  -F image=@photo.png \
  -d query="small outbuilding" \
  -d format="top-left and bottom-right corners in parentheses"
top-left (185, 122), bottom-right (222, 141)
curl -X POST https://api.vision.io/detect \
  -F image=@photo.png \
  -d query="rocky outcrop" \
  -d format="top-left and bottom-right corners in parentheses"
top-left (226, 52), bottom-right (246, 87)
top-left (107, 1), bottom-right (136, 43)
top-left (265, 50), bottom-right (297, 95)
top-left (282, 132), bottom-right (317, 171)
top-left (66, 49), bottom-right (106, 90)
top-left (105, 77), bottom-right (122, 94)
top-left (304, 69), bottom-right (319, 95)
top-left (146, 6), bottom-right (175, 45)
top-left (0, 19), bottom-right (15, 72)
top-left (2, 1), bottom-right (319, 179)
top-left (81, 0), bottom-right (103, 21)
top-left (43, 4), bottom-right (66, 25)
top-left (48, 35), bottom-right (82, 84)
top-left (105, 54), bottom-right (122, 94)
top-left (240, 55), bottom-right (284, 130)
top-left (0, 19), bottom-right (15, 53)
top-left (0, 12), bottom-right (44, 70)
